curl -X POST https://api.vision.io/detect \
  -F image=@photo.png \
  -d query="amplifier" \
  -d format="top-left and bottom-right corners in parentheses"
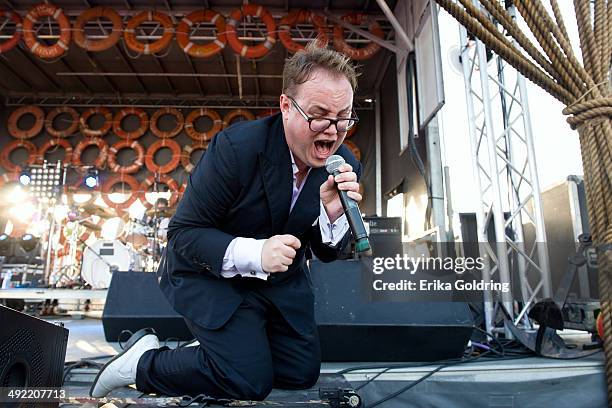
top-left (310, 260), bottom-right (473, 361)
top-left (0, 305), bottom-right (68, 408)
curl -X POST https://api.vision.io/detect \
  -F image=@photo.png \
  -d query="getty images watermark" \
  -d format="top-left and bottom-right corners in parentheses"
top-left (371, 254), bottom-right (510, 293)
top-left (355, 240), bottom-right (599, 302)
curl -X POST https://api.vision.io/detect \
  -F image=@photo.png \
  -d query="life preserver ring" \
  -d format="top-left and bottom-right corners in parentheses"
top-left (101, 174), bottom-right (140, 211)
top-left (333, 13), bottom-right (383, 60)
top-left (145, 139), bottom-right (181, 174)
top-left (226, 4), bottom-right (277, 59)
top-left (44, 106), bottom-right (79, 138)
top-left (65, 172), bottom-right (100, 206)
top-left (0, 171), bottom-right (19, 188)
top-left (279, 10), bottom-right (328, 53)
top-left (79, 107), bottom-right (113, 138)
top-left (343, 140), bottom-right (361, 161)
top-left (139, 174), bottom-right (180, 208)
top-left (74, 7), bottom-right (123, 52)
top-left (0, 140), bottom-right (38, 172)
top-left (181, 142), bottom-right (207, 173)
top-left (124, 10), bottom-right (174, 55)
top-left (185, 108), bottom-right (223, 141)
top-left (176, 10), bottom-right (226, 58)
top-left (36, 138), bottom-right (73, 165)
top-left (256, 109), bottom-right (280, 119)
top-left (23, 2), bottom-right (71, 59)
top-left (150, 107), bottom-right (184, 138)
top-left (113, 107), bottom-right (149, 140)
top-left (223, 109), bottom-right (255, 128)
top-left (7, 105), bottom-right (44, 139)
top-left (346, 123), bottom-right (357, 138)
top-left (0, 9), bottom-right (22, 53)
top-left (72, 138), bottom-right (108, 169)
top-left (108, 140), bottom-right (145, 174)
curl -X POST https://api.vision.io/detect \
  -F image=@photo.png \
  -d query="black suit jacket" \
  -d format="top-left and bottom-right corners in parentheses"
top-left (158, 113), bottom-right (361, 336)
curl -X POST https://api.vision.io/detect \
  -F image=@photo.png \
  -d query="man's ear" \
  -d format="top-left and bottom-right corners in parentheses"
top-left (279, 94), bottom-right (291, 115)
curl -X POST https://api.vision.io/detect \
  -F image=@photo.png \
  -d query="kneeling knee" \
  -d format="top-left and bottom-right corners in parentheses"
top-left (241, 375), bottom-right (273, 401)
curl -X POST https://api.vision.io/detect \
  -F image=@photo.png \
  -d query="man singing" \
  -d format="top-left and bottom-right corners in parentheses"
top-left (91, 43), bottom-right (362, 400)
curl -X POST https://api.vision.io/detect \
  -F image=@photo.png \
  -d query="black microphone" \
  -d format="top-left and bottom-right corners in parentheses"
top-left (325, 155), bottom-right (371, 253)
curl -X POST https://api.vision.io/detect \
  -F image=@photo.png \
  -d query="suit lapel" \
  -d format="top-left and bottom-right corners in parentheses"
top-left (259, 115), bottom-right (293, 233)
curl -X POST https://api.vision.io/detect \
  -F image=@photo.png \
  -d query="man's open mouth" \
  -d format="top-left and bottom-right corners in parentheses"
top-left (314, 140), bottom-right (335, 157)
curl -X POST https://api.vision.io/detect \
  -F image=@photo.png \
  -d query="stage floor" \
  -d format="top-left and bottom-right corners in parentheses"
top-left (53, 317), bottom-right (607, 408)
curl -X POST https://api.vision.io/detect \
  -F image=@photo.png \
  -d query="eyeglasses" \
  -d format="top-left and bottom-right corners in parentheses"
top-left (287, 95), bottom-right (359, 133)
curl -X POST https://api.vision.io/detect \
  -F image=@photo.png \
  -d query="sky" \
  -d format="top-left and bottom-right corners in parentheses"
top-left (435, 2), bottom-right (585, 214)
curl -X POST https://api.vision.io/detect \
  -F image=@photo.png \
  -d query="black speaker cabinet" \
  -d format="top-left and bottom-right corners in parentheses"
top-left (310, 260), bottom-right (474, 362)
top-left (102, 271), bottom-right (192, 342)
top-left (0, 305), bottom-right (68, 408)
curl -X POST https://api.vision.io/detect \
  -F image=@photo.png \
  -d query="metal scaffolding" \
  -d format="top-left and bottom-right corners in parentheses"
top-left (458, 2), bottom-right (552, 336)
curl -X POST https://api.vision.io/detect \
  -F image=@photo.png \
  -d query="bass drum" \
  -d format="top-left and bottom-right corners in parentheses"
top-left (81, 240), bottom-right (141, 289)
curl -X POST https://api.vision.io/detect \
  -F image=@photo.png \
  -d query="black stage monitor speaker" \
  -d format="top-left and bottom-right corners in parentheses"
top-left (310, 260), bottom-right (474, 362)
top-left (0, 305), bottom-right (68, 408)
top-left (102, 271), bottom-right (192, 342)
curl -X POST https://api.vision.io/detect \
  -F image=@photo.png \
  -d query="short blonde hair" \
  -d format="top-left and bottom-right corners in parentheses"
top-left (282, 42), bottom-right (359, 97)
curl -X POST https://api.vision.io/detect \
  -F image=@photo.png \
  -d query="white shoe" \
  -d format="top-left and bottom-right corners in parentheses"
top-left (183, 339), bottom-right (200, 347)
top-left (90, 328), bottom-right (160, 398)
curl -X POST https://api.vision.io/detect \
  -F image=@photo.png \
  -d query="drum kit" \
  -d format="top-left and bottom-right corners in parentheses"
top-left (54, 203), bottom-right (174, 289)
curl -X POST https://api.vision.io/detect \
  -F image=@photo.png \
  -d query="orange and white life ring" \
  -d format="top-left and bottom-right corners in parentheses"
top-left (79, 107), bottom-right (113, 138)
top-left (145, 139), bottom-right (181, 174)
top-left (72, 138), bottom-right (108, 169)
top-left (0, 9), bottom-right (22, 53)
top-left (150, 107), bottom-right (184, 138)
top-left (101, 174), bottom-right (140, 211)
top-left (0, 171), bottom-right (19, 188)
top-left (73, 7), bottom-right (123, 52)
top-left (112, 107), bottom-right (149, 140)
top-left (223, 109), bottom-right (255, 128)
top-left (23, 2), bottom-right (71, 59)
top-left (333, 13), bottom-right (383, 60)
top-left (0, 140), bottom-right (38, 172)
top-left (65, 175), bottom-right (99, 206)
top-left (45, 106), bottom-right (79, 138)
top-left (124, 10), bottom-right (174, 55)
top-left (107, 140), bottom-right (145, 174)
top-left (181, 142), bottom-right (207, 173)
top-left (279, 10), bottom-right (328, 53)
top-left (36, 138), bottom-right (73, 165)
top-left (139, 174), bottom-right (180, 208)
top-left (7, 105), bottom-right (44, 139)
top-left (176, 10), bottom-right (226, 58)
top-left (343, 140), bottom-right (361, 161)
top-left (184, 108), bottom-right (223, 141)
top-left (226, 4), bottom-right (277, 59)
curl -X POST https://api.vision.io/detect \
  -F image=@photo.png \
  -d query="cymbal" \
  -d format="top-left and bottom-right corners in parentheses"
top-left (81, 204), bottom-right (115, 218)
top-left (145, 207), bottom-right (174, 218)
top-left (81, 220), bottom-right (102, 231)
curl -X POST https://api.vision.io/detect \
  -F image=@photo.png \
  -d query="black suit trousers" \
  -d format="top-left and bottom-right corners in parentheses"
top-left (135, 285), bottom-right (321, 400)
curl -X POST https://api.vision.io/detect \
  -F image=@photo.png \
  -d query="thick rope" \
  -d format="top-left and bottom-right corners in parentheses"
top-left (434, 0), bottom-right (612, 402)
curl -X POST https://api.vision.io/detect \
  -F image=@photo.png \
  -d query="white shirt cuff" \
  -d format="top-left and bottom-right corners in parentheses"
top-left (221, 237), bottom-right (268, 280)
top-left (319, 201), bottom-right (349, 248)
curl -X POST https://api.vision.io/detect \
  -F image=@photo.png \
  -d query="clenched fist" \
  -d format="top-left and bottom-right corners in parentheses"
top-left (261, 234), bottom-right (301, 273)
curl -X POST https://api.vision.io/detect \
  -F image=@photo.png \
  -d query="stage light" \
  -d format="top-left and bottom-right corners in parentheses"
top-left (9, 202), bottom-right (36, 224)
top-left (19, 168), bottom-right (31, 186)
top-left (84, 169), bottom-right (99, 189)
top-left (0, 234), bottom-right (11, 257)
top-left (18, 233), bottom-right (39, 254)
